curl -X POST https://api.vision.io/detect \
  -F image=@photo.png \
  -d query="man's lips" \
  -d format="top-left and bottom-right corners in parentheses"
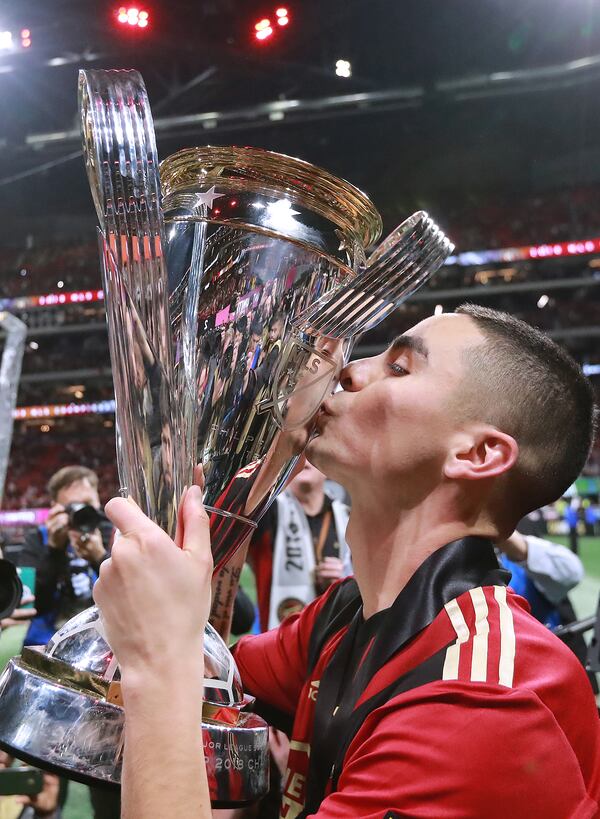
top-left (314, 401), bottom-right (334, 432)
top-left (320, 398), bottom-right (335, 416)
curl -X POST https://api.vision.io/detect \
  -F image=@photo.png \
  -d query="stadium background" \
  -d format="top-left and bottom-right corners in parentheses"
top-left (0, 1), bottom-right (600, 815)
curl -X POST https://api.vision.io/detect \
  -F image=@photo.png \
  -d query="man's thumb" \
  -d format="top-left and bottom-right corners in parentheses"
top-left (182, 484), bottom-right (211, 561)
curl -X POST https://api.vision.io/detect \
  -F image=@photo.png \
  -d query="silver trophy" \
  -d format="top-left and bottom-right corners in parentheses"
top-left (0, 69), bottom-right (452, 805)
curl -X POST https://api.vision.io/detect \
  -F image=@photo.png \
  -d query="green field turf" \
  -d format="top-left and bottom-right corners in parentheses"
top-left (556, 536), bottom-right (600, 580)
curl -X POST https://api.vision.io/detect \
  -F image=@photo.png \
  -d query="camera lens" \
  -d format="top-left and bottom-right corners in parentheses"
top-left (67, 503), bottom-right (105, 534)
top-left (0, 559), bottom-right (23, 621)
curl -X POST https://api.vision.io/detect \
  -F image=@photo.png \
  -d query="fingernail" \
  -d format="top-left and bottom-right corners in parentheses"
top-left (187, 484), bottom-right (203, 503)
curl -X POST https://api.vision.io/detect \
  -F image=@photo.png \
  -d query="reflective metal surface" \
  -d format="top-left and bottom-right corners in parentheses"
top-left (0, 69), bottom-right (384, 805)
top-left (294, 211), bottom-right (454, 338)
top-left (0, 655), bottom-right (269, 804)
top-left (79, 73), bottom-right (381, 566)
top-left (46, 610), bottom-right (243, 706)
top-left (162, 214), bottom-right (357, 562)
top-left (158, 144), bottom-right (380, 566)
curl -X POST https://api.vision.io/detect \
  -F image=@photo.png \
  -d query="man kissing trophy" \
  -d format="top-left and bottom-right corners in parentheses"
top-left (0, 69), bottom-right (452, 805)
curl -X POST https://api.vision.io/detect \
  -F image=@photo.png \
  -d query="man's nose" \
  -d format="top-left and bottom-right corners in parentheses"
top-left (338, 358), bottom-right (370, 392)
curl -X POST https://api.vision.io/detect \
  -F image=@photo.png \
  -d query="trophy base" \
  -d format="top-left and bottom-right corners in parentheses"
top-left (0, 654), bottom-right (269, 806)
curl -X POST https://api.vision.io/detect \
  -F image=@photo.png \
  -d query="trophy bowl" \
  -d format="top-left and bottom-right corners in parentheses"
top-left (0, 70), bottom-right (382, 805)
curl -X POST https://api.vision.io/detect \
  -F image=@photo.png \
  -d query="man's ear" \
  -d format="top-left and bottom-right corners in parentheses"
top-left (443, 427), bottom-right (519, 482)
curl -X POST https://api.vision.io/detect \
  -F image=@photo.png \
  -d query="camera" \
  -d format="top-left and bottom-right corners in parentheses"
top-left (0, 559), bottom-right (23, 621)
top-left (64, 503), bottom-right (107, 534)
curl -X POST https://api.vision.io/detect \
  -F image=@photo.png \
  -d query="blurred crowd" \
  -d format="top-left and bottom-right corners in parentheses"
top-left (3, 427), bottom-right (118, 511)
top-left (441, 185), bottom-right (600, 251)
top-left (0, 242), bottom-right (100, 299)
top-left (2, 186), bottom-right (600, 303)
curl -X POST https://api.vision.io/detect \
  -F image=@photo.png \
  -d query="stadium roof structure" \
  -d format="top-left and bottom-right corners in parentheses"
top-left (0, 0), bottom-right (600, 238)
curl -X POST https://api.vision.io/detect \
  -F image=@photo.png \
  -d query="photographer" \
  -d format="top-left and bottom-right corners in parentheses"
top-left (19, 467), bottom-right (120, 819)
top-left (21, 466), bottom-right (112, 648)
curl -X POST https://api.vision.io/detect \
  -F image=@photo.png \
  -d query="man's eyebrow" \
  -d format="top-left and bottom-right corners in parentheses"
top-left (389, 334), bottom-right (429, 360)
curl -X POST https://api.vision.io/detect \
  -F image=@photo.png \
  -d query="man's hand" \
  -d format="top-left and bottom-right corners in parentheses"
top-left (0, 592), bottom-right (37, 629)
top-left (314, 555), bottom-right (344, 593)
top-left (95, 484), bottom-right (213, 819)
top-left (94, 485), bottom-right (213, 679)
top-left (496, 530), bottom-right (528, 562)
top-left (269, 728), bottom-right (290, 778)
top-left (69, 528), bottom-right (106, 564)
top-left (15, 772), bottom-right (60, 816)
top-left (46, 504), bottom-right (69, 549)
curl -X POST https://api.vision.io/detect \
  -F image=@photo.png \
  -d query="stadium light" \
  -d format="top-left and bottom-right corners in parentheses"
top-left (253, 7), bottom-right (290, 41)
top-left (276, 7), bottom-right (289, 25)
top-left (255, 18), bottom-right (273, 41)
top-left (116, 7), bottom-right (150, 28)
top-left (0, 29), bottom-right (32, 51)
top-left (335, 59), bottom-right (352, 78)
top-left (0, 31), bottom-right (12, 51)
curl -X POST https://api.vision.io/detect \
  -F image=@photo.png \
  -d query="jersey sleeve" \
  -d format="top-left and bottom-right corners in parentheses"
top-left (233, 583), bottom-right (338, 719)
top-left (308, 683), bottom-right (599, 819)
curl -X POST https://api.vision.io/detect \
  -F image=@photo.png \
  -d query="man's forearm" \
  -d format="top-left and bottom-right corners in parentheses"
top-left (120, 658), bottom-right (211, 819)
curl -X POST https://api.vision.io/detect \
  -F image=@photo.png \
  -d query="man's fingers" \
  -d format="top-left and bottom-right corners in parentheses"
top-left (181, 485), bottom-right (212, 567)
top-left (11, 608), bottom-right (37, 620)
top-left (47, 504), bottom-right (65, 518)
top-left (193, 464), bottom-right (206, 492)
top-left (174, 486), bottom-right (189, 550)
top-left (105, 496), bottom-right (160, 541)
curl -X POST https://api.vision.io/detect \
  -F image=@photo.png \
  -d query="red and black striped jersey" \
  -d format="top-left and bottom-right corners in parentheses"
top-left (234, 537), bottom-right (600, 818)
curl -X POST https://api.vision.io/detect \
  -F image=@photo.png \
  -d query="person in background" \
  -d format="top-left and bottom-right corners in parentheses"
top-left (21, 466), bottom-right (112, 647)
top-left (565, 498), bottom-right (580, 554)
top-left (497, 528), bottom-right (597, 692)
top-left (19, 466), bottom-right (119, 819)
top-left (583, 499), bottom-right (599, 536)
top-left (248, 460), bottom-right (352, 632)
top-left (496, 529), bottom-right (583, 629)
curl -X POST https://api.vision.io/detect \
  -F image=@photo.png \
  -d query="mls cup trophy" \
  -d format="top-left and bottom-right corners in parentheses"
top-left (0, 70), bottom-right (452, 804)
top-left (0, 69), bottom-right (382, 805)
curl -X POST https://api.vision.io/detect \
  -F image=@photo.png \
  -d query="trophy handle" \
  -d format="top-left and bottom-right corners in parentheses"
top-left (80, 69), bottom-right (189, 537)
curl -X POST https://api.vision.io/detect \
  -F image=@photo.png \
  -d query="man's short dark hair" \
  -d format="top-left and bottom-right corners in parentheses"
top-left (270, 312), bottom-right (285, 329)
top-left (47, 466), bottom-right (99, 501)
top-left (456, 304), bottom-right (597, 517)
